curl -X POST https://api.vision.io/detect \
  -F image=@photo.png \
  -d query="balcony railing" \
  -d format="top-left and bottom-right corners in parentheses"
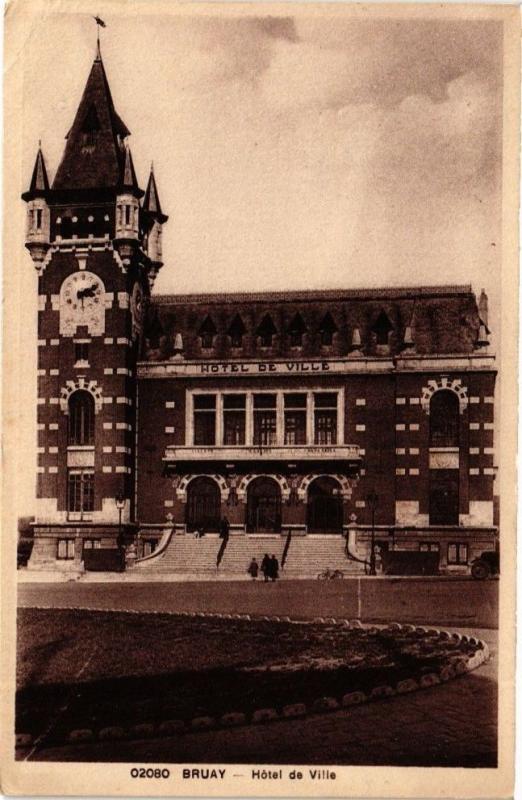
top-left (163, 444), bottom-right (361, 462)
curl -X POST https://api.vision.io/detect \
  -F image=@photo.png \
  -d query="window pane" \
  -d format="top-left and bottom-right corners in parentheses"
top-left (315, 410), bottom-right (337, 444)
top-left (284, 411), bottom-right (306, 444)
top-left (194, 395), bottom-right (216, 410)
top-left (314, 392), bottom-right (337, 408)
top-left (253, 394), bottom-right (276, 409)
top-left (254, 411), bottom-right (277, 445)
top-left (430, 390), bottom-right (459, 446)
top-left (83, 472), bottom-right (94, 512)
top-left (224, 410), bottom-right (245, 445)
top-left (284, 393), bottom-right (306, 408)
top-left (429, 469), bottom-right (459, 525)
top-left (194, 412), bottom-right (216, 445)
top-left (448, 543), bottom-right (457, 563)
top-left (223, 394), bottom-right (245, 409)
top-left (68, 391), bottom-right (95, 446)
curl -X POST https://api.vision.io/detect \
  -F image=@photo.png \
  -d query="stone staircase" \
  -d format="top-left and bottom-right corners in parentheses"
top-left (219, 535), bottom-right (286, 576)
top-left (134, 531), bottom-right (367, 577)
top-left (282, 535), bottom-right (365, 577)
top-left (137, 535), bottom-right (222, 574)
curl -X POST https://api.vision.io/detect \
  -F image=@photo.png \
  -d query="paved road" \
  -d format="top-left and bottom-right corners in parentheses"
top-left (18, 577), bottom-right (498, 628)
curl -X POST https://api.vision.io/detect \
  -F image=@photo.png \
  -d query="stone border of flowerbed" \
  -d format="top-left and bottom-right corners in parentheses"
top-left (15, 607), bottom-right (490, 749)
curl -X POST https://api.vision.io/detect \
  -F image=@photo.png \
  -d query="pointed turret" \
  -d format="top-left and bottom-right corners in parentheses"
top-left (142, 164), bottom-right (168, 288)
top-left (120, 146), bottom-right (140, 194)
top-left (22, 144), bottom-right (50, 200)
top-left (22, 144), bottom-right (51, 269)
top-left (52, 50), bottom-right (131, 192)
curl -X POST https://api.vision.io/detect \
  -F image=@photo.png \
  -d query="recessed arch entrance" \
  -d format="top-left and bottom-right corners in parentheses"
top-left (186, 476), bottom-right (221, 532)
top-left (246, 477), bottom-right (282, 533)
top-left (306, 476), bottom-right (344, 533)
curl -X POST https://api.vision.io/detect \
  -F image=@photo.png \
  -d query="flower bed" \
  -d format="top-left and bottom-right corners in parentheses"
top-left (16, 608), bottom-right (488, 747)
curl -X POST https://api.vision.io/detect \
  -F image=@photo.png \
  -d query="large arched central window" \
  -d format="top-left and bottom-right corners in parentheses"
top-left (68, 390), bottom-right (95, 446)
top-left (186, 477), bottom-right (221, 532)
top-left (429, 390), bottom-right (459, 447)
top-left (246, 477), bottom-right (281, 533)
top-left (306, 476), bottom-right (343, 533)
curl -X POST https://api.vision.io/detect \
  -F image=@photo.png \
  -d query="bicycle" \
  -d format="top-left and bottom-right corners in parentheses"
top-left (317, 567), bottom-right (345, 580)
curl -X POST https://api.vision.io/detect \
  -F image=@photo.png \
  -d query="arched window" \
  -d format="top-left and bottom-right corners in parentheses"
top-left (306, 476), bottom-right (343, 533)
top-left (186, 477), bottom-right (221, 532)
top-left (68, 391), bottom-right (95, 446)
top-left (246, 477), bottom-right (281, 532)
top-left (430, 390), bottom-right (459, 447)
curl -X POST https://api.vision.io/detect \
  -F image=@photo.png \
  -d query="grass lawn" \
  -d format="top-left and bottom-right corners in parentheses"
top-left (17, 608), bottom-right (476, 743)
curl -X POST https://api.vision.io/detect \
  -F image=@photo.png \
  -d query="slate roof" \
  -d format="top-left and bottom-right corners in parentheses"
top-left (144, 285), bottom-right (485, 360)
top-left (52, 53), bottom-right (132, 192)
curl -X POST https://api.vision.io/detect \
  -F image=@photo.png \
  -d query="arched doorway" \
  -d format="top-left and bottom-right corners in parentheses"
top-left (306, 476), bottom-right (343, 533)
top-left (246, 477), bottom-right (282, 533)
top-left (186, 477), bottom-right (221, 532)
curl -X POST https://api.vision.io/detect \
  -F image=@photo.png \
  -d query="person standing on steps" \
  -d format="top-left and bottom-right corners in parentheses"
top-left (247, 557), bottom-right (259, 580)
top-left (219, 516), bottom-right (230, 542)
top-left (269, 554), bottom-right (279, 582)
top-left (261, 553), bottom-right (270, 582)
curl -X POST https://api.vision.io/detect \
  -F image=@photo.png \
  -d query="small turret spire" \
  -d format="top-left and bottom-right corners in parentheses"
top-left (120, 146), bottom-right (140, 193)
top-left (22, 143), bottom-right (50, 200)
top-left (143, 166), bottom-right (168, 223)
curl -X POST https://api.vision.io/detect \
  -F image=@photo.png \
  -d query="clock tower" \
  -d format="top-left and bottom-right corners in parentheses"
top-left (23, 45), bottom-right (167, 568)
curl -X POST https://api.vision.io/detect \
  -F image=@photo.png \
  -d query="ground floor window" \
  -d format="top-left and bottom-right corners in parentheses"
top-left (186, 476), bottom-right (221, 532)
top-left (447, 542), bottom-right (468, 565)
top-left (142, 540), bottom-right (157, 557)
top-left (306, 476), bottom-right (343, 533)
top-left (419, 542), bottom-right (440, 552)
top-left (429, 469), bottom-right (459, 525)
top-left (246, 477), bottom-right (281, 532)
top-left (57, 538), bottom-right (75, 560)
top-left (82, 539), bottom-right (101, 554)
top-left (67, 469), bottom-right (94, 519)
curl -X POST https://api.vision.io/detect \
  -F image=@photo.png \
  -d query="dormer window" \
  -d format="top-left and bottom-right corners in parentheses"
top-left (287, 313), bottom-right (307, 348)
top-left (199, 315), bottom-right (217, 350)
top-left (80, 104), bottom-right (101, 151)
top-left (372, 310), bottom-right (393, 346)
top-left (318, 312), bottom-right (337, 346)
top-left (228, 314), bottom-right (246, 348)
top-left (256, 314), bottom-right (277, 348)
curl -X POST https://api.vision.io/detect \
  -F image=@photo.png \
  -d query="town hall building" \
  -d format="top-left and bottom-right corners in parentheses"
top-left (23, 45), bottom-right (498, 576)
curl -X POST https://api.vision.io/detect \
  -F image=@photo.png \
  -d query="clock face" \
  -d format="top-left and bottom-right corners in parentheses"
top-left (60, 271), bottom-right (105, 336)
top-left (130, 281), bottom-right (144, 339)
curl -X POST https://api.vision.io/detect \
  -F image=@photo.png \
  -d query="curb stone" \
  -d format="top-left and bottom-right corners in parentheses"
top-left (68, 728), bottom-right (94, 743)
top-left (252, 708), bottom-right (279, 723)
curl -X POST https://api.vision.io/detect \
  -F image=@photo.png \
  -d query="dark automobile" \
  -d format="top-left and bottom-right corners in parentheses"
top-left (470, 550), bottom-right (500, 580)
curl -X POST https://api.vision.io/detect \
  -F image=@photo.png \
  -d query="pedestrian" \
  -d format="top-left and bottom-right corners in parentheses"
top-left (269, 553), bottom-right (279, 582)
top-left (219, 516), bottom-right (230, 541)
top-left (261, 553), bottom-right (270, 582)
top-left (247, 557), bottom-right (259, 580)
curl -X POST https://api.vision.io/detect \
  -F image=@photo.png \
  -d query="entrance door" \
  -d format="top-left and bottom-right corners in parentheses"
top-left (186, 477), bottom-right (221, 532)
top-left (246, 477), bottom-right (282, 532)
top-left (307, 476), bottom-right (343, 532)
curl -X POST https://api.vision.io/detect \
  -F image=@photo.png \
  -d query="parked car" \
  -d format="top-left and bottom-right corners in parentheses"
top-left (470, 550), bottom-right (500, 579)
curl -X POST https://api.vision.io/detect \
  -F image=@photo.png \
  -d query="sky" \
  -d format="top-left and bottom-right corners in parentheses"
top-left (12, 6), bottom-right (505, 514)
top-left (20, 10), bottom-right (503, 300)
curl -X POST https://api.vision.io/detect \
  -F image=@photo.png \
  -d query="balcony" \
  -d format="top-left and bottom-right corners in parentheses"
top-left (163, 444), bottom-right (361, 473)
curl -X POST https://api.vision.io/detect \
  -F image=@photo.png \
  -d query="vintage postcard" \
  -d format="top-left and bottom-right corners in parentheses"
top-left (1, 0), bottom-right (519, 797)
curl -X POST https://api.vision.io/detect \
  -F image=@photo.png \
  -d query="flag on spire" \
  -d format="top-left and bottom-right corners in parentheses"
top-left (94, 15), bottom-right (106, 27)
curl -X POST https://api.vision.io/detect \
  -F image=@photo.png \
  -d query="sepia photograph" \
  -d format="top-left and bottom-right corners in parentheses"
top-left (1, 0), bottom-right (519, 796)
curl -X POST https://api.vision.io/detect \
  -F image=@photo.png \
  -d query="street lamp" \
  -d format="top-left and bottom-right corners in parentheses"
top-left (366, 490), bottom-right (378, 576)
top-left (115, 492), bottom-right (125, 550)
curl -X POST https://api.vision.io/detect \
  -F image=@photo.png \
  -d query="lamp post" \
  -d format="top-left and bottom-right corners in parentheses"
top-left (366, 490), bottom-right (378, 576)
top-left (115, 492), bottom-right (125, 550)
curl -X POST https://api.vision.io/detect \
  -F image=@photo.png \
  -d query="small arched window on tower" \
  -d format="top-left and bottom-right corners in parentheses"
top-left (199, 316), bottom-right (217, 350)
top-left (80, 104), bottom-right (101, 151)
top-left (68, 390), bottom-right (95, 446)
top-left (318, 312), bottom-right (338, 346)
top-left (256, 314), bottom-right (277, 348)
top-left (429, 390), bottom-right (459, 447)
